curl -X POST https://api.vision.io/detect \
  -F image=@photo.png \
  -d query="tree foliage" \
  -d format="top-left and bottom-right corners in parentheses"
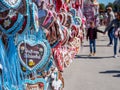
top-left (106, 2), bottom-right (114, 9)
top-left (99, 3), bottom-right (105, 11)
top-left (99, 2), bottom-right (120, 12)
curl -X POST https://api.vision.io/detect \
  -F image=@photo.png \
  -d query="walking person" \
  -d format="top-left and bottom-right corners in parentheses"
top-left (86, 21), bottom-right (103, 56)
top-left (103, 12), bottom-right (108, 26)
top-left (106, 7), bottom-right (115, 46)
top-left (104, 12), bottom-right (120, 58)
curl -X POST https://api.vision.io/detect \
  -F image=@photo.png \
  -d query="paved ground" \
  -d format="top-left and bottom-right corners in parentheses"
top-left (63, 26), bottom-right (120, 90)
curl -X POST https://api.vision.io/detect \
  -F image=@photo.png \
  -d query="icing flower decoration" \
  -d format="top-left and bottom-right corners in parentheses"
top-left (4, 19), bottom-right (11, 28)
top-left (28, 59), bottom-right (35, 67)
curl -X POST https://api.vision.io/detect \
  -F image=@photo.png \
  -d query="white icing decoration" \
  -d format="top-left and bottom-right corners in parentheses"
top-left (4, 19), bottom-right (11, 28)
top-left (24, 53), bottom-right (41, 59)
top-left (39, 48), bottom-right (43, 52)
top-left (20, 46), bottom-right (25, 51)
top-left (0, 64), bottom-right (3, 70)
top-left (52, 80), bottom-right (62, 90)
top-left (7, 0), bottom-right (17, 5)
top-left (25, 48), bottom-right (39, 55)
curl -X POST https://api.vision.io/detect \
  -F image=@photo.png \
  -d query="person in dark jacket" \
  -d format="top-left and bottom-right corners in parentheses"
top-left (104, 12), bottom-right (120, 58)
top-left (87, 21), bottom-right (103, 56)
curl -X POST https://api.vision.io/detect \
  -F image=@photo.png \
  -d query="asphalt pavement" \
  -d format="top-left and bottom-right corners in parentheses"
top-left (63, 26), bottom-right (120, 90)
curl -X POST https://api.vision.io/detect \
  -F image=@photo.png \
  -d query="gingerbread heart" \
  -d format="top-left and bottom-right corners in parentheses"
top-left (18, 40), bottom-right (51, 72)
top-left (24, 78), bottom-right (47, 90)
top-left (0, 12), bottom-right (24, 36)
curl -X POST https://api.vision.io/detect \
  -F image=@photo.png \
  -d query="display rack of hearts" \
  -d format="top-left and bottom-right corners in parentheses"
top-left (0, 0), bottom-right (99, 90)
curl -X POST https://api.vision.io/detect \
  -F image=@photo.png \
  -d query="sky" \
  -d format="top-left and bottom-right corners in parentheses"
top-left (98, 0), bottom-right (115, 5)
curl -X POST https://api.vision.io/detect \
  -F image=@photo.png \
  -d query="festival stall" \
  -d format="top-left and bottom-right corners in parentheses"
top-left (0, 0), bottom-right (94, 90)
top-left (83, 0), bottom-right (99, 28)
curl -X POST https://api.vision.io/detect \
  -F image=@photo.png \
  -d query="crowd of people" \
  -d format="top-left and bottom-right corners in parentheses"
top-left (104, 9), bottom-right (120, 58)
top-left (86, 7), bottom-right (120, 58)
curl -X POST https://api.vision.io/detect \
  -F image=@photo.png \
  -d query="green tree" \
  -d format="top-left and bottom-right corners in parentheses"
top-left (99, 3), bottom-right (105, 11)
top-left (106, 2), bottom-right (114, 10)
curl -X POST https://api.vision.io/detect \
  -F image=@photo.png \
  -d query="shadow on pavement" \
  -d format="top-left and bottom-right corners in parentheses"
top-left (97, 39), bottom-right (107, 41)
top-left (100, 70), bottom-right (120, 74)
top-left (83, 45), bottom-right (109, 47)
top-left (113, 74), bottom-right (120, 77)
top-left (75, 55), bottom-right (113, 59)
top-left (99, 70), bottom-right (120, 78)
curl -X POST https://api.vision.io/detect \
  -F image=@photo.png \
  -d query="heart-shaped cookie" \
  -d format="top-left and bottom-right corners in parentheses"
top-left (18, 40), bottom-right (51, 72)
top-left (0, 12), bottom-right (24, 36)
top-left (24, 78), bottom-right (47, 90)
